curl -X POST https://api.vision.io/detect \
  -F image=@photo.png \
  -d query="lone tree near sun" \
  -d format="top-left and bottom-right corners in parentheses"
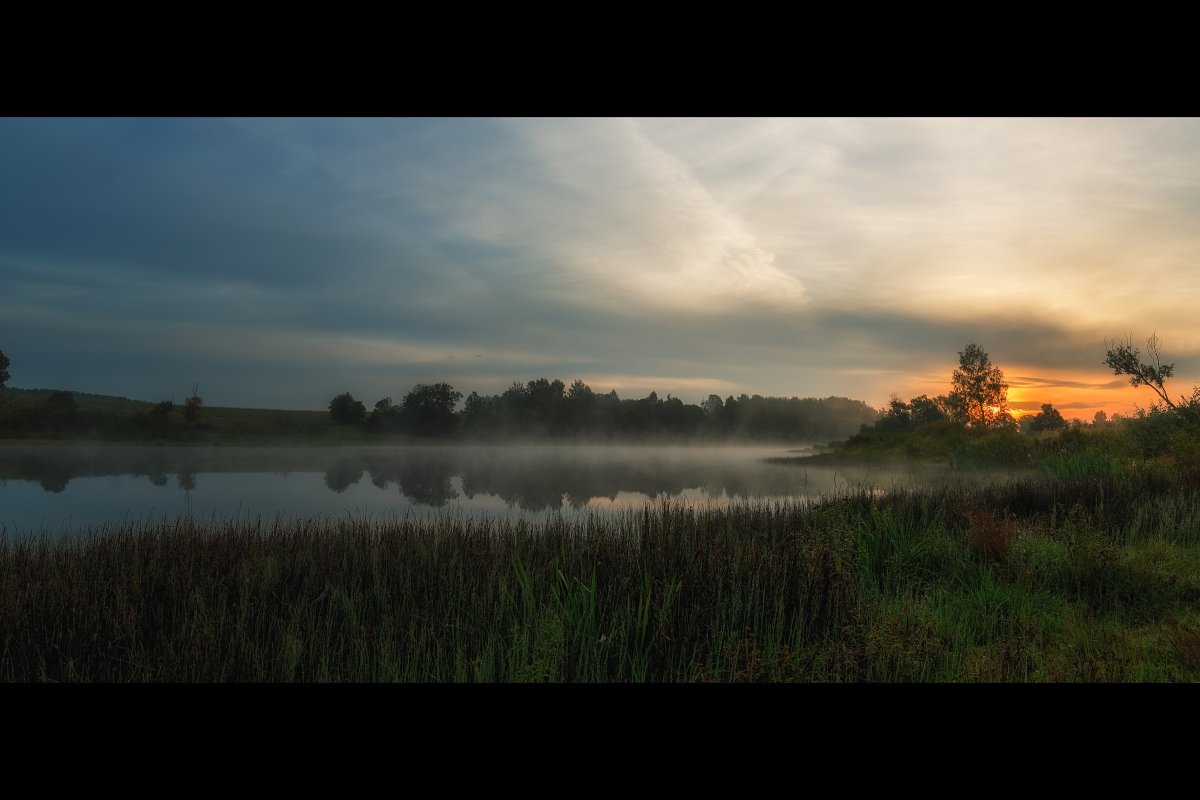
top-left (947, 343), bottom-right (1009, 429)
top-left (1105, 333), bottom-right (1178, 410)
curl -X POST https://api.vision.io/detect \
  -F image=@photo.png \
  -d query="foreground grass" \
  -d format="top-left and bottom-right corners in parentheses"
top-left (2, 471), bottom-right (1198, 681)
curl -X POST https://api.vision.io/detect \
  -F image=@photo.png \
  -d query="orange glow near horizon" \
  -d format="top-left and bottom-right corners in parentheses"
top-left (1005, 367), bottom-right (1142, 422)
top-left (897, 362), bottom-right (1194, 423)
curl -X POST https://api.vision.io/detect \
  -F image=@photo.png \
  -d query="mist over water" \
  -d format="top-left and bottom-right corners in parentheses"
top-left (0, 443), bottom-right (932, 537)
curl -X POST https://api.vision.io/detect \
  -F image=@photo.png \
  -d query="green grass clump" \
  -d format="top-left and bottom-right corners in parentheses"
top-left (2, 472), bottom-right (1199, 682)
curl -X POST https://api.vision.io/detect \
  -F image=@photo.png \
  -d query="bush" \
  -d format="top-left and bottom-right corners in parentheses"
top-left (328, 392), bottom-right (366, 425)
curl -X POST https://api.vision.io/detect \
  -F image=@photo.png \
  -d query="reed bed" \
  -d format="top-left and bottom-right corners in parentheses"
top-left (2, 473), bottom-right (1198, 681)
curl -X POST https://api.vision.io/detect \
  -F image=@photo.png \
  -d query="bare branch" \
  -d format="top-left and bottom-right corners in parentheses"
top-left (1104, 332), bottom-right (1176, 409)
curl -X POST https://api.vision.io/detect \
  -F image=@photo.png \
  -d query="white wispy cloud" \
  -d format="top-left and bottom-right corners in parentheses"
top-left (443, 118), bottom-right (809, 312)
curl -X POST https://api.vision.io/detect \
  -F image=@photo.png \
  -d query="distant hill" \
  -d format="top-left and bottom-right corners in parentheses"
top-left (6, 387), bottom-right (152, 405)
top-left (1, 386), bottom-right (337, 442)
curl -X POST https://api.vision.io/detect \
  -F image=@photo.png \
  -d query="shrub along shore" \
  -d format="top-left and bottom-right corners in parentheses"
top-left (2, 466), bottom-right (1198, 682)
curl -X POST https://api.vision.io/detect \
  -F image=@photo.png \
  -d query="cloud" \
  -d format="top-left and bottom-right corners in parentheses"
top-left (464, 118), bottom-right (809, 312)
top-left (3, 118), bottom-right (1200, 414)
top-left (1009, 376), bottom-right (1128, 391)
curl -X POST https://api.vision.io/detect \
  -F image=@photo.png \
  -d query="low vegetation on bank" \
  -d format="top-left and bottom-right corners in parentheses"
top-left (809, 337), bottom-right (1200, 480)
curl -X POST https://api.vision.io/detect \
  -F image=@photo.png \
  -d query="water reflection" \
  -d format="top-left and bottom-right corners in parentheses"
top-left (323, 459), bottom-right (363, 494)
top-left (177, 469), bottom-right (197, 492)
top-left (365, 453), bottom-right (460, 507)
top-left (0, 444), bottom-right (933, 535)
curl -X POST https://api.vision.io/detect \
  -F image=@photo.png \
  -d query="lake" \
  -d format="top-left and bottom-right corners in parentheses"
top-left (0, 443), bottom-right (930, 536)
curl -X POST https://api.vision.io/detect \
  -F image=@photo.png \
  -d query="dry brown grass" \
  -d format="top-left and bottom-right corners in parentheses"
top-left (966, 508), bottom-right (1019, 564)
top-left (1169, 622), bottom-right (1200, 671)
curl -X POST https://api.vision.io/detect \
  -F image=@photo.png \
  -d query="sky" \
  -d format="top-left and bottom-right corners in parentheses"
top-left (2, 117), bottom-right (1198, 419)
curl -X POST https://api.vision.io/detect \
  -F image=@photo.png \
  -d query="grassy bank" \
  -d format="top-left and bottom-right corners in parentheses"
top-left (3, 469), bottom-right (1198, 682)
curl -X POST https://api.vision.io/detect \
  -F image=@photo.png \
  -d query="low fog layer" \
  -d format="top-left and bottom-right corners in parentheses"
top-left (0, 444), bottom-right (932, 520)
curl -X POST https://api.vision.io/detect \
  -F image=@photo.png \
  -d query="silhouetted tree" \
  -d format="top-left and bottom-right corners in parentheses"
top-left (461, 391), bottom-right (499, 434)
top-left (0, 349), bottom-right (9, 394)
top-left (702, 394), bottom-right (723, 418)
top-left (366, 396), bottom-right (403, 432)
top-left (992, 410), bottom-right (1018, 431)
top-left (568, 379), bottom-right (594, 402)
top-left (871, 393), bottom-right (947, 433)
top-left (910, 395), bottom-right (949, 427)
top-left (1029, 403), bottom-right (1067, 432)
top-left (524, 378), bottom-right (567, 432)
top-left (947, 343), bottom-right (1009, 428)
top-left (877, 394), bottom-right (912, 431)
top-left (402, 383), bottom-right (462, 436)
top-left (183, 383), bottom-right (203, 424)
top-left (329, 392), bottom-right (366, 425)
top-left (566, 379), bottom-right (595, 432)
top-left (499, 381), bottom-right (529, 428)
top-left (1105, 333), bottom-right (1178, 410)
top-left (721, 395), bottom-right (740, 432)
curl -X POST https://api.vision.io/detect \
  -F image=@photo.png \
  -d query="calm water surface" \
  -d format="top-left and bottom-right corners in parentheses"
top-left (0, 443), bottom-right (935, 536)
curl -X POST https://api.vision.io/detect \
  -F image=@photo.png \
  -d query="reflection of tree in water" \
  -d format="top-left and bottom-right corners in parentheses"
top-left (7, 454), bottom-right (73, 493)
top-left (459, 454), bottom-right (706, 511)
top-left (362, 453), bottom-right (459, 507)
top-left (38, 466), bottom-right (71, 493)
top-left (398, 459), bottom-right (458, 507)
top-left (459, 458), bottom-right (592, 511)
top-left (177, 469), bottom-right (197, 492)
top-left (462, 461), bottom-right (566, 511)
top-left (324, 460), bottom-right (364, 494)
top-left (458, 452), bottom-right (811, 510)
top-left (142, 452), bottom-right (171, 489)
top-left (2, 445), bottom-right (818, 509)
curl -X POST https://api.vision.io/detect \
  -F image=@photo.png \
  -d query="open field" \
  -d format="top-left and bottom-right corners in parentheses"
top-left (0, 388), bottom-right (367, 443)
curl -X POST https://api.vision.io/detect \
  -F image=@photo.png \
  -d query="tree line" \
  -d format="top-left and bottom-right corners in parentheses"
top-left (862, 336), bottom-right (1200, 441)
top-left (329, 379), bottom-right (879, 442)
